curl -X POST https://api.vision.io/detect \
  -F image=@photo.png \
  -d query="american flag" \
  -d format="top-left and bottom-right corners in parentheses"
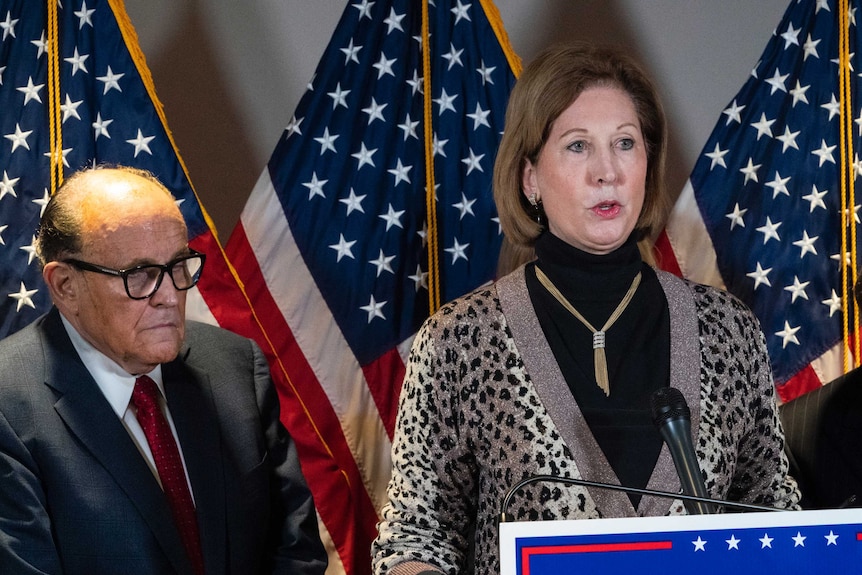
top-left (224, 0), bottom-right (519, 573)
top-left (502, 509), bottom-right (862, 574)
top-left (0, 0), bottom-right (263, 338)
top-left (657, 0), bottom-right (862, 403)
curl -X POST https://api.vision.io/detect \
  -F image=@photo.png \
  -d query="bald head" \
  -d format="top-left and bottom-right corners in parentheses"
top-left (36, 166), bottom-right (185, 265)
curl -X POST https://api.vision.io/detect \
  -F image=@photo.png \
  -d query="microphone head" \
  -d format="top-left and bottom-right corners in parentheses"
top-left (650, 386), bottom-right (690, 427)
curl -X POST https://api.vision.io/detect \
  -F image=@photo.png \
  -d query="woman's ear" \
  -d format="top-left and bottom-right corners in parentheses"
top-left (522, 159), bottom-right (539, 203)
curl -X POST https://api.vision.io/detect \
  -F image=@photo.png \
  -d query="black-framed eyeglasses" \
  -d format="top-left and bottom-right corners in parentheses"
top-left (63, 250), bottom-right (206, 300)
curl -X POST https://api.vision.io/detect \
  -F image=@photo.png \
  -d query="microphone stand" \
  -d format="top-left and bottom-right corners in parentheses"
top-left (499, 474), bottom-right (782, 523)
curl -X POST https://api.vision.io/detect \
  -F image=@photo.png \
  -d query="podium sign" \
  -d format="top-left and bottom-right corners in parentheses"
top-left (500, 508), bottom-right (862, 574)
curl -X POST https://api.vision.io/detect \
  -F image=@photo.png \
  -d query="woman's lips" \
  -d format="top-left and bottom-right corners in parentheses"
top-left (592, 201), bottom-right (621, 218)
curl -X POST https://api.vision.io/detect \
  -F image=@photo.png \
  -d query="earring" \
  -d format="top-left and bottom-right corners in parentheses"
top-left (527, 191), bottom-right (545, 228)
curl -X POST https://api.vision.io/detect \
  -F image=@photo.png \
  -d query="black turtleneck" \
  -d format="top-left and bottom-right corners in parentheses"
top-left (525, 231), bottom-right (670, 509)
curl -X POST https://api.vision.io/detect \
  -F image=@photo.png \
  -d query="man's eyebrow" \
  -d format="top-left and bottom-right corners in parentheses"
top-left (121, 248), bottom-right (193, 269)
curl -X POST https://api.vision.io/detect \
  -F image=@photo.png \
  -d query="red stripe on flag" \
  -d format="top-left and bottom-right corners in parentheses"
top-left (189, 232), bottom-right (261, 339)
top-left (653, 230), bottom-right (683, 278)
top-left (362, 347), bottom-right (405, 439)
top-left (776, 364), bottom-right (824, 404)
top-left (219, 224), bottom-right (379, 575)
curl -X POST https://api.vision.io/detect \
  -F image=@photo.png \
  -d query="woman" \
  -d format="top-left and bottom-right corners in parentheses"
top-left (372, 43), bottom-right (800, 575)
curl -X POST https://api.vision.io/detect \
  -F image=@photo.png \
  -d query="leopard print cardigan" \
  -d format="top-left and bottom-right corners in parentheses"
top-left (372, 266), bottom-right (801, 575)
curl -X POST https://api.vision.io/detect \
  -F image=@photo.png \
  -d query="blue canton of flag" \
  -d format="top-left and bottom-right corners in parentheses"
top-left (0, 0), bottom-right (211, 337)
top-left (665, 0), bottom-right (862, 401)
top-left (266, 0), bottom-right (514, 365)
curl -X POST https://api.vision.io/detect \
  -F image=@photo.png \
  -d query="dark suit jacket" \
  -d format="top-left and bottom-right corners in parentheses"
top-left (0, 308), bottom-right (327, 575)
top-left (780, 370), bottom-right (862, 509)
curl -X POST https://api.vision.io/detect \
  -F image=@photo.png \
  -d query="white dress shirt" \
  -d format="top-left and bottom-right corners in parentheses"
top-left (60, 315), bottom-right (196, 499)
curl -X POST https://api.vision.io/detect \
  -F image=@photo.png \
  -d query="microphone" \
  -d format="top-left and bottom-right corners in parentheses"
top-left (499, 475), bottom-right (780, 523)
top-left (650, 387), bottom-right (716, 515)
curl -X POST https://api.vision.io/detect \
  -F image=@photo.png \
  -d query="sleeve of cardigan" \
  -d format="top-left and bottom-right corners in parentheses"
top-left (725, 301), bottom-right (802, 510)
top-left (371, 315), bottom-right (478, 575)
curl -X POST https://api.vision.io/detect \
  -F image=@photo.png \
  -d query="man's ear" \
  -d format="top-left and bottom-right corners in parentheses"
top-left (43, 262), bottom-right (80, 314)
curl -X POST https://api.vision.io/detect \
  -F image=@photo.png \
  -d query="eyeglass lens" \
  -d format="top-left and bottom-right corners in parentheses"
top-left (126, 256), bottom-right (203, 298)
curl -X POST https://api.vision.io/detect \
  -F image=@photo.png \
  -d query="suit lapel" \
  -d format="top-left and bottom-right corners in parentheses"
top-left (40, 309), bottom-right (195, 575)
top-left (164, 348), bottom-right (227, 573)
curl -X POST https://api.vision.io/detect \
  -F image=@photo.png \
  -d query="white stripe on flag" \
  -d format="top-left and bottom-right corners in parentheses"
top-left (808, 343), bottom-right (845, 390)
top-left (665, 180), bottom-right (726, 289)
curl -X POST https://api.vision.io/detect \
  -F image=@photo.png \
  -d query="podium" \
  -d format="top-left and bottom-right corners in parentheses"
top-left (500, 508), bottom-right (862, 574)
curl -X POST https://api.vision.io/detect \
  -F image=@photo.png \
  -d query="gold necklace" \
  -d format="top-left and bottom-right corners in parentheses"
top-left (535, 266), bottom-right (642, 396)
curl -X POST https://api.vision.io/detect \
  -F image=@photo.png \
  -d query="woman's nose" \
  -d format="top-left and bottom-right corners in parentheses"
top-left (591, 148), bottom-right (618, 185)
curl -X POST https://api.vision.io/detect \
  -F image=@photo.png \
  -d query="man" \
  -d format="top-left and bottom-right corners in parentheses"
top-left (781, 369), bottom-right (862, 509)
top-left (780, 273), bottom-right (862, 510)
top-left (0, 166), bottom-right (328, 574)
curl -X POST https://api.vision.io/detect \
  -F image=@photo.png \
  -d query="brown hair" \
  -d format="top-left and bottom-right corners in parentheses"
top-left (493, 42), bottom-right (669, 259)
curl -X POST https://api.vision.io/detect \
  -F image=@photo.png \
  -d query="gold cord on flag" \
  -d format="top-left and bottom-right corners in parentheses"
top-left (838, 0), bottom-right (859, 369)
top-left (535, 266), bottom-right (642, 396)
top-left (421, 1), bottom-right (441, 314)
top-left (47, 0), bottom-right (63, 193)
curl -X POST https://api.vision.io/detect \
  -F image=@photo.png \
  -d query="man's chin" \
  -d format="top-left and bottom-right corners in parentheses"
top-left (134, 338), bottom-right (183, 364)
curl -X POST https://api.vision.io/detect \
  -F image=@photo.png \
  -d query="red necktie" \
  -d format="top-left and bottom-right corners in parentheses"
top-left (132, 375), bottom-right (205, 575)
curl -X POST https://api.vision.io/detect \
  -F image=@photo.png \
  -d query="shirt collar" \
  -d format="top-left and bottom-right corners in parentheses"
top-left (60, 314), bottom-right (165, 418)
